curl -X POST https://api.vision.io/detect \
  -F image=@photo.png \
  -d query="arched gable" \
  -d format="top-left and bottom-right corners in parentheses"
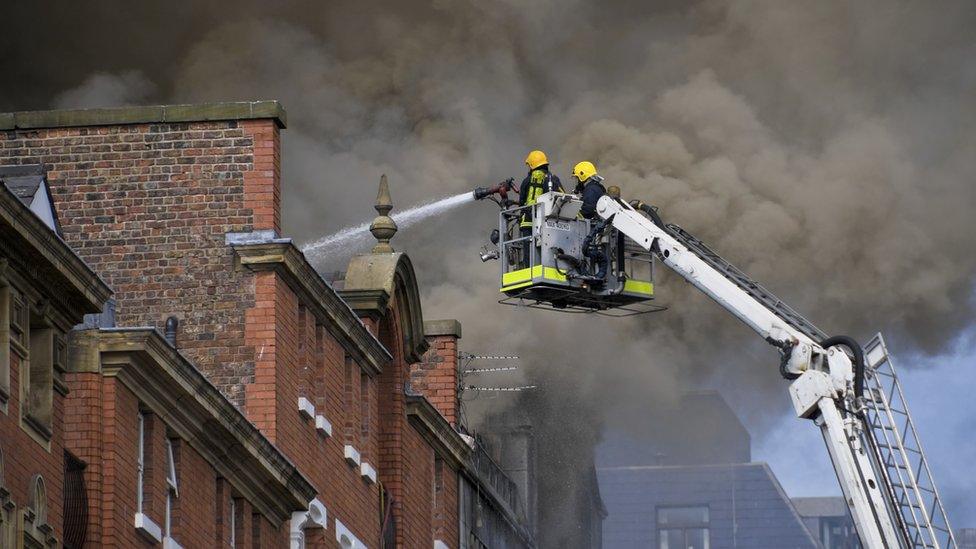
top-left (342, 252), bottom-right (428, 363)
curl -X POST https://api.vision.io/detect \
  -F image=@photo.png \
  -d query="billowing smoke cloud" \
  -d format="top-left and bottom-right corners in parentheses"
top-left (4, 0), bottom-right (975, 537)
top-left (53, 70), bottom-right (155, 109)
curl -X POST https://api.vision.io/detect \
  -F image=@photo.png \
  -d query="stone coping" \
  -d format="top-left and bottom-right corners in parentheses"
top-left (423, 319), bottom-right (462, 339)
top-left (0, 100), bottom-right (287, 130)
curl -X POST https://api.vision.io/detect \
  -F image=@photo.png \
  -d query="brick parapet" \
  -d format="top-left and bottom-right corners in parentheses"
top-left (1, 117), bottom-right (285, 407)
top-left (412, 330), bottom-right (460, 426)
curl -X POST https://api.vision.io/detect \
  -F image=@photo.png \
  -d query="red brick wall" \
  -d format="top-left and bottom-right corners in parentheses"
top-left (435, 461), bottom-right (460, 548)
top-left (97, 377), bottom-right (148, 548)
top-left (170, 438), bottom-right (219, 544)
top-left (376, 301), bottom-right (437, 549)
top-left (411, 333), bottom-right (463, 549)
top-left (245, 271), bottom-right (280, 442)
top-left (0, 352), bottom-right (67, 544)
top-left (1, 120), bottom-right (282, 407)
top-left (244, 273), bottom-right (382, 545)
top-left (70, 376), bottom-right (289, 548)
top-left (64, 371), bottom-right (104, 543)
top-left (412, 334), bottom-right (460, 425)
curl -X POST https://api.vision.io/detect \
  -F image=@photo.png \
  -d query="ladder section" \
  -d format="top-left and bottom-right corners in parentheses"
top-left (665, 223), bottom-right (827, 341)
top-left (862, 334), bottom-right (956, 549)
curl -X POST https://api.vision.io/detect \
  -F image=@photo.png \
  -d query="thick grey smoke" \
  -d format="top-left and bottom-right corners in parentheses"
top-left (5, 0), bottom-right (975, 536)
top-left (52, 71), bottom-right (156, 109)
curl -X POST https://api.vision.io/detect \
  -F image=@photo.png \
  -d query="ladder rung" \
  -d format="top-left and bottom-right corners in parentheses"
top-left (875, 443), bottom-right (921, 454)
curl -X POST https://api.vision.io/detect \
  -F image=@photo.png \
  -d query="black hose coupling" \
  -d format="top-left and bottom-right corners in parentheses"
top-left (820, 335), bottom-right (866, 399)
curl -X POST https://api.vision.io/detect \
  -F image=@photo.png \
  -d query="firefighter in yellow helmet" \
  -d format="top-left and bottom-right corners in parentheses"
top-left (573, 161), bottom-right (610, 282)
top-left (573, 161), bottom-right (606, 219)
top-left (517, 150), bottom-right (564, 266)
top-left (519, 150), bottom-right (564, 225)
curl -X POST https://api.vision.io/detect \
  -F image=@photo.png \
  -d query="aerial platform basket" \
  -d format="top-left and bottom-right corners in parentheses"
top-left (493, 192), bottom-right (665, 317)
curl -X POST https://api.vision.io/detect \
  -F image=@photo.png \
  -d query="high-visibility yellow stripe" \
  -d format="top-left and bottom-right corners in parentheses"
top-left (541, 266), bottom-right (568, 282)
top-left (500, 280), bottom-right (535, 292)
top-left (502, 267), bottom-right (534, 287)
top-left (500, 266), bottom-right (567, 292)
top-left (623, 279), bottom-right (654, 295)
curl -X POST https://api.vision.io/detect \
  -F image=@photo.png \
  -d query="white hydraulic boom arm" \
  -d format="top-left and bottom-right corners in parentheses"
top-left (595, 195), bottom-right (923, 548)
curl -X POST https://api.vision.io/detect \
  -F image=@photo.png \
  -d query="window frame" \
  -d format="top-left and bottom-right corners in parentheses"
top-left (0, 282), bottom-right (10, 406)
top-left (137, 413), bottom-right (146, 511)
top-left (164, 438), bottom-right (179, 540)
top-left (228, 498), bottom-right (236, 548)
top-left (8, 287), bottom-right (28, 355)
top-left (656, 505), bottom-right (710, 549)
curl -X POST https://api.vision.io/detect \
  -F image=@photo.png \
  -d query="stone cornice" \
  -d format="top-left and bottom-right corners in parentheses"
top-left (0, 185), bottom-right (112, 322)
top-left (0, 100), bottom-right (287, 130)
top-left (405, 393), bottom-right (471, 470)
top-left (82, 328), bottom-right (316, 525)
top-left (337, 289), bottom-right (390, 321)
top-left (230, 240), bottom-right (391, 376)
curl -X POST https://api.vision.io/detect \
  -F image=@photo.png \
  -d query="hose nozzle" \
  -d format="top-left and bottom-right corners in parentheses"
top-left (473, 178), bottom-right (516, 201)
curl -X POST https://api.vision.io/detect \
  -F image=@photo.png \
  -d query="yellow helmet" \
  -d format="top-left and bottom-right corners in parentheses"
top-left (572, 161), bottom-right (598, 182)
top-left (525, 150), bottom-right (549, 170)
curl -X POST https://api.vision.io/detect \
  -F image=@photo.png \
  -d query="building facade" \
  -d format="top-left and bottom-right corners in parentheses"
top-left (0, 165), bottom-right (112, 548)
top-left (597, 391), bottom-right (825, 549)
top-left (0, 102), bottom-right (535, 548)
top-left (792, 497), bottom-right (862, 549)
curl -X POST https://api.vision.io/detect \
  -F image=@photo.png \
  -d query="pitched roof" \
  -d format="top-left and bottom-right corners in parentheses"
top-left (0, 164), bottom-right (61, 235)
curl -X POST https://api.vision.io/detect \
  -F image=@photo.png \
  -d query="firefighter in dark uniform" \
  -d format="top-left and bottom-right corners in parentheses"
top-left (573, 161), bottom-right (610, 282)
top-left (518, 150), bottom-right (564, 266)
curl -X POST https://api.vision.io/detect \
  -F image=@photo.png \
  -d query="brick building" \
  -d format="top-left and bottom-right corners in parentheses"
top-left (0, 164), bottom-right (112, 548)
top-left (0, 102), bottom-right (536, 548)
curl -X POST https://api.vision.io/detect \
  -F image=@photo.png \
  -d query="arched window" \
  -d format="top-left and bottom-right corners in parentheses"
top-left (22, 473), bottom-right (55, 547)
top-left (27, 474), bottom-right (48, 526)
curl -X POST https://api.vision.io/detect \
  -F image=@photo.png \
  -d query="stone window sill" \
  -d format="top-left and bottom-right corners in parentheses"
top-left (134, 512), bottom-right (162, 543)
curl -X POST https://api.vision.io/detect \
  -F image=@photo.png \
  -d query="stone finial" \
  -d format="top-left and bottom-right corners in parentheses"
top-left (369, 174), bottom-right (397, 253)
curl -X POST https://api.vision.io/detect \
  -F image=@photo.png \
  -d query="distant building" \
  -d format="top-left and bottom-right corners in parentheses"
top-left (476, 393), bottom-right (606, 549)
top-left (792, 497), bottom-right (862, 549)
top-left (597, 390), bottom-right (825, 549)
top-left (958, 528), bottom-right (976, 549)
